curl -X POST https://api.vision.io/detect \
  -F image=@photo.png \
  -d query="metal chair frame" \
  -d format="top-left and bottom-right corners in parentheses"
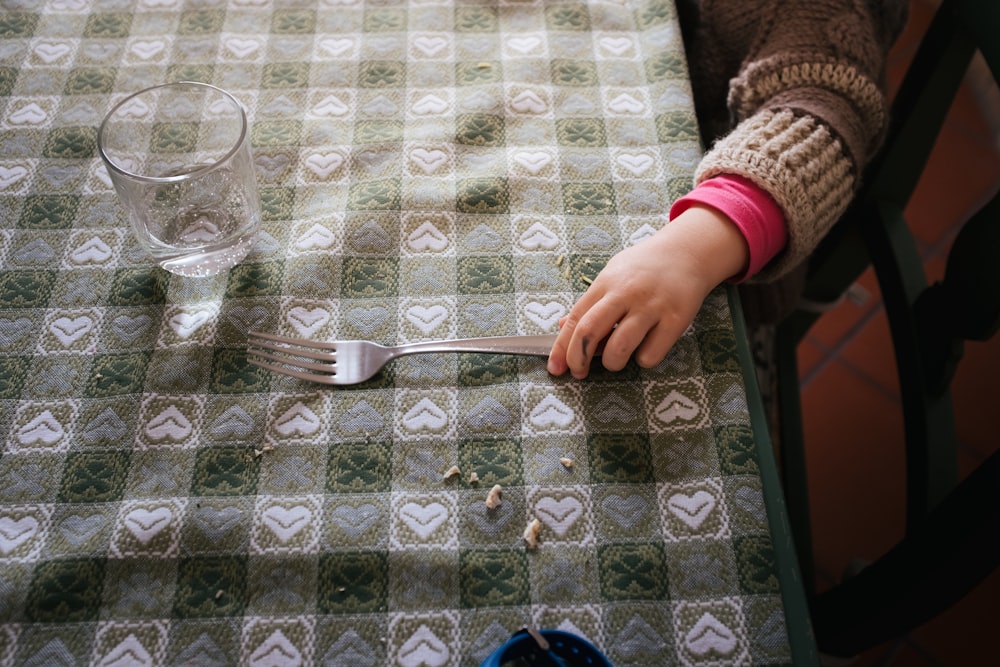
top-left (775, 0), bottom-right (1000, 656)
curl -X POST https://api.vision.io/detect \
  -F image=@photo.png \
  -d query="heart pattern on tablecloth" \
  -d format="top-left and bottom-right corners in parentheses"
top-left (535, 496), bottom-right (583, 537)
top-left (48, 315), bottom-right (95, 346)
top-left (411, 148), bottom-right (449, 174)
top-left (602, 494), bottom-right (650, 529)
top-left (398, 625), bottom-right (450, 667)
top-left (262, 504), bottom-right (313, 543)
top-left (523, 301), bottom-right (565, 330)
top-left (467, 496), bottom-right (515, 535)
top-left (58, 514), bottom-right (105, 546)
top-left (168, 310), bottom-right (212, 339)
top-left (399, 501), bottom-right (449, 540)
top-left (0, 515), bottom-right (40, 555)
top-left (273, 403), bottom-right (323, 438)
top-left (405, 304), bottom-right (449, 334)
top-left (667, 490), bottom-right (716, 530)
top-left (124, 506), bottom-right (173, 545)
top-left (684, 612), bottom-right (740, 658)
top-left (331, 503), bottom-right (381, 539)
top-left (0, 165), bottom-right (29, 190)
top-left (0, 317), bottom-right (33, 348)
top-left (287, 306), bottom-right (331, 337)
top-left (193, 506), bottom-right (243, 542)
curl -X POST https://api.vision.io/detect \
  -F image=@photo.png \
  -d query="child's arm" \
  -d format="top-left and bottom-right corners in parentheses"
top-left (546, 203), bottom-right (749, 379)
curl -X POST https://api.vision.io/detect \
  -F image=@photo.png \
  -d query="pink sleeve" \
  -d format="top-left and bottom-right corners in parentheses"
top-left (669, 174), bottom-right (788, 282)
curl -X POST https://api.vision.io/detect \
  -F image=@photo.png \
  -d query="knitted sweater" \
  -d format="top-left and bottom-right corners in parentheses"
top-left (677, 0), bottom-right (909, 282)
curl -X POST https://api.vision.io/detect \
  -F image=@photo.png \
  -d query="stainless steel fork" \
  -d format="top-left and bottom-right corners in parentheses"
top-left (247, 331), bottom-right (557, 385)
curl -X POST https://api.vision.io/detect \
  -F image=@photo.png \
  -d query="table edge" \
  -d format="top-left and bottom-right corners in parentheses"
top-left (727, 285), bottom-right (820, 666)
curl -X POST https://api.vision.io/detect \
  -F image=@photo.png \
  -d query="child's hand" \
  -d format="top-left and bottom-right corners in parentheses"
top-left (546, 205), bottom-right (749, 379)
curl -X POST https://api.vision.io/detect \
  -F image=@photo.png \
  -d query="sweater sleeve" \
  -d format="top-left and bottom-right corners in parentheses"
top-left (692, 0), bottom-right (907, 281)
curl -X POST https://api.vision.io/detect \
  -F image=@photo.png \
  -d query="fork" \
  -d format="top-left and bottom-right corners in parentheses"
top-left (247, 331), bottom-right (558, 385)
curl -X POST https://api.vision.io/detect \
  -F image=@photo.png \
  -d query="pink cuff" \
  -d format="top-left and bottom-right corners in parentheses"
top-left (669, 174), bottom-right (788, 282)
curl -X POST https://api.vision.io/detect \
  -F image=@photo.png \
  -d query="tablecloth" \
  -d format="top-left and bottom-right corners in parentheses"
top-left (0, 1), bottom-right (801, 665)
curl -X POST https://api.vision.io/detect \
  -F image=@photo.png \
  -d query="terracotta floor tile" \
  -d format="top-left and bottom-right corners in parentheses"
top-left (885, 0), bottom-right (934, 97)
top-left (804, 268), bottom-right (882, 351)
top-left (796, 338), bottom-right (830, 383)
top-left (837, 306), bottom-right (901, 398)
top-left (905, 119), bottom-right (1000, 249)
top-left (891, 8), bottom-right (996, 148)
top-left (943, 72), bottom-right (998, 141)
top-left (919, 252), bottom-right (947, 287)
top-left (882, 1), bottom-right (1000, 254)
top-left (799, 361), bottom-right (907, 584)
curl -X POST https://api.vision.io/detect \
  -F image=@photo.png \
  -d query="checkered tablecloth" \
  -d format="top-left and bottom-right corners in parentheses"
top-left (0, 1), bottom-right (799, 665)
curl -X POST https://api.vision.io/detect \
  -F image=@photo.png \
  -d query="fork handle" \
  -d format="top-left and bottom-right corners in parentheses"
top-left (391, 334), bottom-right (557, 358)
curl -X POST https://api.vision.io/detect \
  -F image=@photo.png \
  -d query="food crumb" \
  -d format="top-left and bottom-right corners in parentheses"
top-left (485, 484), bottom-right (503, 509)
top-left (559, 456), bottom-right (574, 469)
top-left (523, 518), bottom-right (542, 549)
top-left (443, 465), bottom-right (461, 480)
top-left (215, 590), bottom-right (224, 599)
top-left (468, 471), bottom-right (480, 484)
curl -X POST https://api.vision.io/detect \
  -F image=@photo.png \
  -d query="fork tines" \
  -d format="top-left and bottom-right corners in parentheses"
top-left (246, 331), bottom-right (338, 380)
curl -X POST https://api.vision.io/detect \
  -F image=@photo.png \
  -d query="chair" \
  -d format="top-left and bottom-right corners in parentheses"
top-left (773, 0), bottom-right (1000, 657)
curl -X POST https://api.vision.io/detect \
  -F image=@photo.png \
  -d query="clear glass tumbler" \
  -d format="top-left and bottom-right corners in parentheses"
top-left (98, 81), bottom-right (261, 277)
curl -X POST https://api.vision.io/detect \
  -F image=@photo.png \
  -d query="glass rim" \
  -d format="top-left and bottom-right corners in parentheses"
top-left (97, 81), bottom-right (249, 184)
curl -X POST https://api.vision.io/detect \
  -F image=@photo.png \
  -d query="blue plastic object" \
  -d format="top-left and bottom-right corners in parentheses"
top-left (479, 628), bottom-right (613, 667)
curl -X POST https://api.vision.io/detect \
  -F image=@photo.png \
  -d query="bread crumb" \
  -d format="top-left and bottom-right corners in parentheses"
top-left (559, 456), bottom-right (574, 469)
top-left (485, 484), bottom-right (503, 509)
top-left (523, 518), bottom-right (541, 549)
top-left (443, 465), bottom-right (461, 480)
top-left (468, 471), bottom-right (480, 484)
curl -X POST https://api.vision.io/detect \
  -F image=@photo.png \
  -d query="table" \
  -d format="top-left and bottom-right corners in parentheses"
top-left (0, 1), bottom-right (815, 665)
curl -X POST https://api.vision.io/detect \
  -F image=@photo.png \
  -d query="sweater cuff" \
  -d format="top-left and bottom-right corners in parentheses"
top-left (670, 174), bottom-right (788, 282)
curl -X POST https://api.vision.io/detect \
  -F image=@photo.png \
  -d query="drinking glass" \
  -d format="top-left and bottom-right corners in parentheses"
top-left (98, 81), bottom-right (261, 277)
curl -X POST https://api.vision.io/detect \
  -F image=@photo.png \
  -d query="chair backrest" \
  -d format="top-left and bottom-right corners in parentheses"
top-left (775, 0), bottom-right (1000, 656)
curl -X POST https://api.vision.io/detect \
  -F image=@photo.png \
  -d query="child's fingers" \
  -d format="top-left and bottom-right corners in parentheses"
top-left (561, 300), bottom-right (625, 378)
top-left (547, 286), bottom-right (606, 376)
top-left (597, 316), bottom-right (650, 372)
top-left (633, 319), bottom-right (686, 368)
top-left (546, 335), bottom-right (570, 375)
